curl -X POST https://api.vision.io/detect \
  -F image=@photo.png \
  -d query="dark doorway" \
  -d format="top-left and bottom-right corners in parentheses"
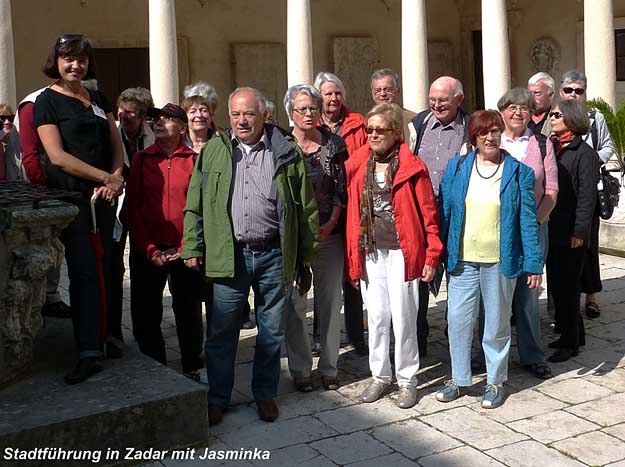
top-left (472, 30), bottom-right (484, 110)
top-left (93, 48), bottom-right (150, 112)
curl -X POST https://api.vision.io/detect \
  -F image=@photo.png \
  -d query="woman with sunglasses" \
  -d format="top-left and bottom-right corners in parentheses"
top-left (0, 104), bottom-right (23, 181)
top-left (345, 103), bottom-right (442, 408)
top-left (282, 84), bottom-right (347, 392)
top-left (559, 70), bottom-right (615, 321)
top-left (436, 110), bottom-right (543, 409)
top-left (34, 34), bottom-right (124, 384)
top-left (546, 99), bottom-right (601, 362)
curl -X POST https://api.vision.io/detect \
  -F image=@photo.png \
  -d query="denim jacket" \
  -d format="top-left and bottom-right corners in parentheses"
top-left (439, 149), bottom-right (544, 278)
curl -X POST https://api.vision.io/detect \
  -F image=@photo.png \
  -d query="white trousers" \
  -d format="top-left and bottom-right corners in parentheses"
top-left (361, 248), bottom-right (420, 388)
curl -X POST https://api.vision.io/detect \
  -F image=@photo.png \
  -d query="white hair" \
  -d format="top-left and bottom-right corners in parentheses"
top-left (313, 72), bottom-right (347, 100)
top-left (228, 87), bottom-right (267, 114)
top-left (183, 80), bottom-right (219, 111)
top-left (283, 84), bottom-right (322, 118)
top-left (430, 76), bottom-right (464, 97)
top-left (528, 72), bottom-right (555, 92)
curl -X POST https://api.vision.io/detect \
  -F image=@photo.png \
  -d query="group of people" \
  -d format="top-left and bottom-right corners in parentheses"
top-left (4, 34), bottom-right (611, 424)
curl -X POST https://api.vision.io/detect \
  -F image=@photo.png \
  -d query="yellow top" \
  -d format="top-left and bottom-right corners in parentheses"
top-left (460, 160), bottom-right (502, 263)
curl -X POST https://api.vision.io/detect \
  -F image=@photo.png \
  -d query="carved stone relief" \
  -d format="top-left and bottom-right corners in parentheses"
top-left (332, 37), bottom-right (379, 116)
top-left (530, 36), bottom-right (561, 76)
top-left (232, 43), bottom-right (288, 126)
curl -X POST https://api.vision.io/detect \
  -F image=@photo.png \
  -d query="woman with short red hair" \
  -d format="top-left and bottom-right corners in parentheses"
top-left (436, 110), bottom-right (543, 409)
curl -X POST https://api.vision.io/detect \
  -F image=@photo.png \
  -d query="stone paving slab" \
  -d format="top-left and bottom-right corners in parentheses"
top-left (309, 431), bottom-right (393, 465)
top-left (421, 407), bottom-right (528, 450)
top-left (248, 444), bottom-right (335, 467)
top-left (470, 388), bottom-right (567, 423)
top-left (347, 452), bottom-right (418, 466)
top-left (486, 440), bottom-right (586, 467)
top-left (418, 446), bottom-right (506, 467)
top-left (369, 418), bottom-right (463, 460)
top-left (552, 431), bottom-right (625, 466)
top-left (605, 423), bottom-right (625, 443)
top-left (536, 377), bottom-right (615, 404)
top-left (565, 392), bottom-right (625, 427)
top-left (507, 410), bottom-right (600, 444)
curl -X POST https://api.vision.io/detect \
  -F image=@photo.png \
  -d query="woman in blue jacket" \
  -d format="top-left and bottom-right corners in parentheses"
top-left (436, 110), bottom-right (543, 409)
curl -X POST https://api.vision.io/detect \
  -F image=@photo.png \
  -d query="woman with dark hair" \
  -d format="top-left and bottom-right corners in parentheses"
top-left (437, 110), bottom-right (543, 408)
top-left (35, 34), bottom-right (124, 384)
top-left (345, 103), bottom-right (442, 409)
top-left (546, 98), bottom-right (600, 362)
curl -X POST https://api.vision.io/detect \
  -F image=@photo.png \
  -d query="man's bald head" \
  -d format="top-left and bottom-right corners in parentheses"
top-left (428, 76), bottom-right (464, 126)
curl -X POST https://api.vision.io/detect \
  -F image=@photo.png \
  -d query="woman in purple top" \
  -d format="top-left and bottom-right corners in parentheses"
top-left (497, 88), bottom-right (558, 379)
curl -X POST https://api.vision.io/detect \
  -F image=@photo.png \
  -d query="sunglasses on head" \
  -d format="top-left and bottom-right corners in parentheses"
top-left (562, 87), bottom-right (585, 96)
top-left (57, 34), bottom-right (88, 45)
top-left (0, 115), bottom-right (15, 123)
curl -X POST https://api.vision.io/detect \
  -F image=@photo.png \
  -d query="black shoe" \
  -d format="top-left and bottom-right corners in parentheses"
top-left (523, 362), bottom-right (553, 379)
top-left (41, 301), bottom-right (71, 318)
top-left (548, 338), bottom-right (563, 349)
top-left (547, 347), bottom-right (578, 363)
top-left (106, 340), bottom-right (124, 359)
top-left (585, 302), bottom-right (601, 319)
top-left (241, 319), bottom-right (255, 330)
top-left (354, 343), bottom-right (369, 356)
top-left (64, 357), bottom-right (103, 385)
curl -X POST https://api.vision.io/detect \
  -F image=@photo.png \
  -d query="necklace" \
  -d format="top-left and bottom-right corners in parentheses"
top-left (475, 152), bottom-right (502, 180)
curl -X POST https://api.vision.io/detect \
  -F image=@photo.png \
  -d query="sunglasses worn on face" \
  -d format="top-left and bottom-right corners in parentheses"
top-left (365, 127), bottom-right (394, 134)
top-left (562, 87), bottom-right (585, 95)
top-left (549, 111), bottom-right (563, 119)
top-left (0, 115), bottom-right (15, 123)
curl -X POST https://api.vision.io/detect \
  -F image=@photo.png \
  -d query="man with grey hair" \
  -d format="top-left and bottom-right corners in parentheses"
top-left (409, 75), bottom-right (471, 357)
top-left (182, 87), bottom-right (318, 426)
top-left (527, 72), bottom-right (556, 139)
top-left (370, 68), bottom-right (417, 147)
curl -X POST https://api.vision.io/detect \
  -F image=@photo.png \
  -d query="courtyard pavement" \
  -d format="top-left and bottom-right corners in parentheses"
top-left (99, 252), bottom-right (625, 467)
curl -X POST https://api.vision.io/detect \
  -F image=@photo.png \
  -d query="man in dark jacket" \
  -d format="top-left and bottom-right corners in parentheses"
top-left (409, 76), bottom-right (471, 356)
top-left (182, 87), bottom-right (318, 426)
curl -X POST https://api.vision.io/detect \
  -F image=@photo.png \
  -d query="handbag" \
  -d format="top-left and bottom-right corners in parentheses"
top-left (598, 166), bottom-right (621, 220)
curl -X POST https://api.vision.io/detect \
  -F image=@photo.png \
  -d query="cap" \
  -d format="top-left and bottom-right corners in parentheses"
top-left (148, 103), bottom-right (187, 123)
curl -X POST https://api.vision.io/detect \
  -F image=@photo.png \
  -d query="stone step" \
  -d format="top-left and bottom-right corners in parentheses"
top-left (0, 318), bottom-right (208, 466)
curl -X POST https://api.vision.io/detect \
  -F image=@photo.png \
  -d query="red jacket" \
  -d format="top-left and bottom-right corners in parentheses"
top-left (17, 102), bottom-right (46, 184)
top-left (127, 141), bottom-right (197, 260)
top-left (345, 142), bottom-right (443, 282)
top-left (341, 105), bottom-right (368, 157)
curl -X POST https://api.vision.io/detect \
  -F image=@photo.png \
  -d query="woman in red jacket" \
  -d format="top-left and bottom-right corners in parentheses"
top-left (345, 103), bottom-right (443, 409)
top-left (127, 103), bottom-right (204, 381)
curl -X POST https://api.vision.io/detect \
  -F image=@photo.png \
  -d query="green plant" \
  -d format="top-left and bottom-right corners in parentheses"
top-left (585, 98), bottom-right (625, 173)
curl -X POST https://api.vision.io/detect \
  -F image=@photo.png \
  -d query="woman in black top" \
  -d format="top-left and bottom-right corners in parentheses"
top-left (547, 99), bottom-right (600, 362)
top-left (35, 34), bottom-right (124, 384)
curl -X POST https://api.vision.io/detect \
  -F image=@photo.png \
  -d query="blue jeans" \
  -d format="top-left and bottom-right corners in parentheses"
top-left (206, 246), bottom-right (288, 406)
top-left (513, 222), bottom-right (548, 365)
top-left (448, 262), bottom-right (516, 386)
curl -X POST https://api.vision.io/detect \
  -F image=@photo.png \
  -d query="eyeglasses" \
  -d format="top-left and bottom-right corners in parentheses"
top-left (562, 87), bottom-right (585, 96)
top-left (0, 115), bottom-right (15, 123)
top-left (373, 87), bottom-right (397, 95)
top-left (549, 111), bottom-right (563, 119)
top-left (154, 114), bottom-right (180, 123)
top-left (505, 105), bottom-right (530, 115)
top-left (428, 97), bottom-right (450, 105)
top-left (57, 34), bottom-right (88, 45)
top-left (293, 105), bottom-right (319, 115)
top-left (477, 129), bottom-right (502, 139)
top-left (365, 127), bottom-right (395, 134)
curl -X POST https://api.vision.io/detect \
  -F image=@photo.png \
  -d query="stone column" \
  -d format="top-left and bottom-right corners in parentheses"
top-left (481, 0), bottom-right (510, 109)
top-left (0, 0), bottom-right (16, 109)
top-left (287, 0), bottom-right (313, 87)
top-left (584, 0), bottom-right (616, 109)
top-left (149, 0), bottom-right (179, 105)
top-left (402, 0), bottom-right (428, 112)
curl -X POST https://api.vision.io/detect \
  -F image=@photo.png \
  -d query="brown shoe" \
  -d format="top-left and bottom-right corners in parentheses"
top-left (207, 405), bottom-right (225, 426)
top-left (256, 399), bottom-right (279, 422)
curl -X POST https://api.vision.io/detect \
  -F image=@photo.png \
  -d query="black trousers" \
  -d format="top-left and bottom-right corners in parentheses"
top-left (581, 213), bottom-right (603, 295)
top-left (417, 280), bottom-right (430, 341)
top-left (108, 224), bottom-right (128, 341)
top-left (61, 198), bottom-right (115, 358)
top-left (129, 246), bottom-right (204, 373)
top-left (547, 240), bottom-right (587, 351)
top-left (343, 281), bottom-right (365, 346)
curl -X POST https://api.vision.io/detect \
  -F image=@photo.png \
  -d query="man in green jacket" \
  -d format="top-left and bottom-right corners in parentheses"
top-left (182, 87), bottom-right (318, 426)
